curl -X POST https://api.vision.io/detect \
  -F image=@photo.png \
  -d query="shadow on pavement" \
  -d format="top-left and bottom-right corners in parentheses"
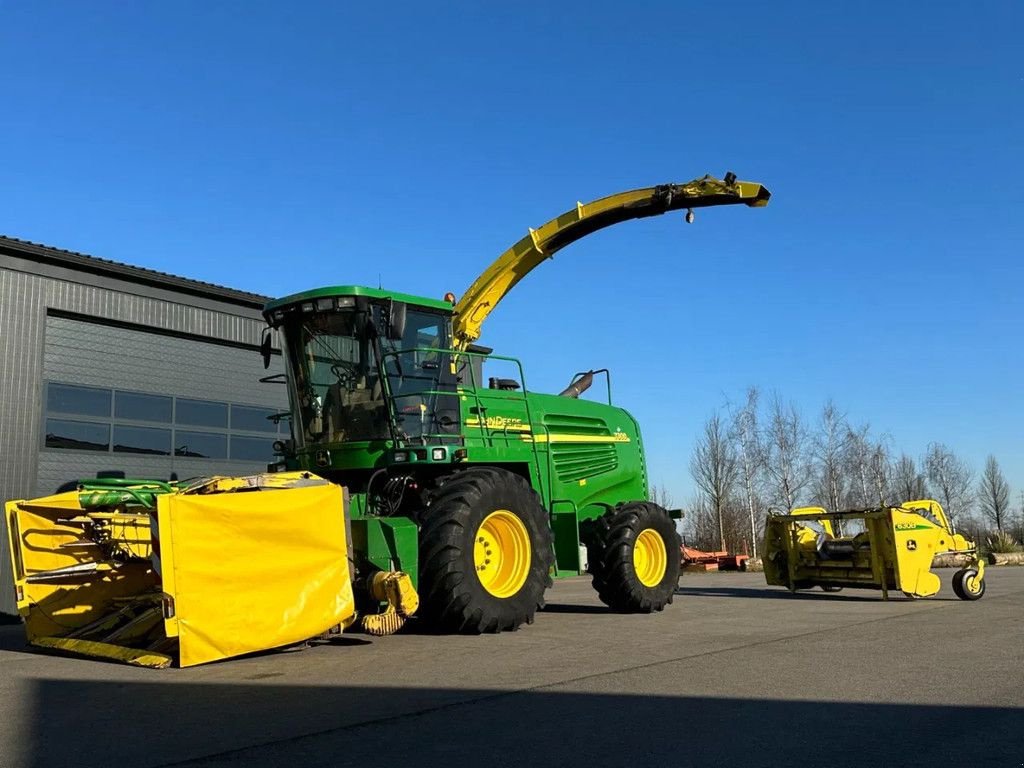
top-left (674, 585), bottom-right (885, 602)
top-left (19, 678), bottom-right (1024, 768)
top-left (0, 624), bottom-right (28, 651)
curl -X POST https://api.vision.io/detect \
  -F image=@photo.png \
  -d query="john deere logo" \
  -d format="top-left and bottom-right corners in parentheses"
top-left (315, 450), bottom-right (331, 467)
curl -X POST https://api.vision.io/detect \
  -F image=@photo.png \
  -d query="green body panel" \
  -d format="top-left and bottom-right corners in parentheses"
top-left (551, 508), bottom-right (583, 572)
top-left (267, 287), bottom-right (650, 582)
top-left (349, 516), bottom-right (420, 589)
top-left (457, 388), bottom-right (648, 525)
top-left (266, 285), bottom-right (453, 313)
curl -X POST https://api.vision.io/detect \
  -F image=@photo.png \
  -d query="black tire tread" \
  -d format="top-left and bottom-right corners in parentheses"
top-left (952, 568), bottom-right (985, 601)
top-left (951, 572), bottom-right (966, 600)
top-left (584, 501), bottom-right (680, 613)
top-left (419, 467), bottom-right (554, 633)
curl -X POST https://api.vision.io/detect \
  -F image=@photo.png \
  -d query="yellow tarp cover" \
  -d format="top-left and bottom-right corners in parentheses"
top-left (157, 484), bottom-right (354, 667)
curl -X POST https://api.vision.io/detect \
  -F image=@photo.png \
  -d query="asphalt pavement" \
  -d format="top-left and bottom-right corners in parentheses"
top-left (2, 569), bottom-right (1022, 768)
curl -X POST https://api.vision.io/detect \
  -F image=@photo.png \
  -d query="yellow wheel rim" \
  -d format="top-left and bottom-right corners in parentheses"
top-left (965, 574), bottom-right (982, 594)
top-left (633, 528), bottom-right (667, 587)
top-left (474, 510), bottom-right (532, 598)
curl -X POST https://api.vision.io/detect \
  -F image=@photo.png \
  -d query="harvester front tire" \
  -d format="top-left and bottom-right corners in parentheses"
top-left (419, 467), bottom-right (553, 633)
top-left (952, 568), bottom-right (985, 601)
top-left (584, 502), bottom-right (681, 613)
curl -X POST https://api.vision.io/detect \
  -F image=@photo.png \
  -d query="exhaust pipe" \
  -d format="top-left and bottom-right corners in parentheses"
top-left (559, 370), bottom-right (594, 398)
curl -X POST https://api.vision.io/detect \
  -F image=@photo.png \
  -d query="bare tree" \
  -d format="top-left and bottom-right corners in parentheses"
top-left (681, 495), bottom-right (716, 550)
top-left (892, 453), bottom-right (928, 502)
top-left (977, 455), bottom-right (1011, 533)
top-left (955, 513), bottom-right (988, 548)
top-left (868, 438), bottom-right (892, 505)
top-left (763, 395), bottom-right (811, 512)
top-left (1012, 491), bottom-right (1024, 545)
top-left (689, 412), bottom-right (737, 551)
top-left (843, 423), bottom-right (873, 507)
top-left (729, 386), bottom-right (764, 558)
top-left (648, 483), bottom-right (675, 510)
top-left (924, 443), bottom-right (974, 527)
top-left (811, 399), bottom-right (848, 511)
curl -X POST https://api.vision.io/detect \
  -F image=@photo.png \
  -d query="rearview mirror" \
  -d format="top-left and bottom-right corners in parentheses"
top-left (260, 328), bottom-right (273, 369)
top-left (387, 300), bottom-right (407, 341)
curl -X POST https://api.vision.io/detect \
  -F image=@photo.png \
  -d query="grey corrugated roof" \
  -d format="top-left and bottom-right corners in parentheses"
top-left (0, 235), bottom-right (270, 308)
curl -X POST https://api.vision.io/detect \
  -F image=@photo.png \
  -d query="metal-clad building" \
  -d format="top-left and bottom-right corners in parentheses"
top-left (0, 236), bottom-right (286, 615)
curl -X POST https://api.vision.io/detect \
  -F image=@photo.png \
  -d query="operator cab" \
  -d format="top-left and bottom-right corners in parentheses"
top-left (263, 287), bottom-right (459, 451)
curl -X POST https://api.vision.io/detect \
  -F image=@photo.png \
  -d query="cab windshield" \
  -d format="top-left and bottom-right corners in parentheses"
top-left (282, 303), bottom-right (454, 446)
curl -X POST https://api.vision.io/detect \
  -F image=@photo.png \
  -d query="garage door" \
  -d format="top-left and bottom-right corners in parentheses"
top-left (36, 315), bottom-right (288, 494)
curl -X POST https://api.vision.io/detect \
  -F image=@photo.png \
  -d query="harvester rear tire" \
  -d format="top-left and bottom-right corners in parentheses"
top-left (952, 568), bottom-right (985, 601)
top-left (584, 502), bottom-right (681, 613)
top-left (419, 467), bottom-right (553, 633)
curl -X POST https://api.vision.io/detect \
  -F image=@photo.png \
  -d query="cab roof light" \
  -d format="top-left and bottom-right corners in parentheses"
top-left (337, 297), bottom-right (356, 308)
top-left (315, 297), bottom-right (335, 311)
top-left (301, 301), bottom-right (315, 313)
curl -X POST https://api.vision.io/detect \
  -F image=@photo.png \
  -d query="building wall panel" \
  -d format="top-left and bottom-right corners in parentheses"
top-left (0, 267), bottom-right (282, 614)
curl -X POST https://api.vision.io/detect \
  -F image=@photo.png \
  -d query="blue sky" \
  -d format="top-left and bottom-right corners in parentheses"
top-left (2, 2), bottom-right (1021, 504)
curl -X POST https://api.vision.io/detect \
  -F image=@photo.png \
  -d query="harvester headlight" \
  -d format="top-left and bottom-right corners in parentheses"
top-left (316, 297), bottom-right (335, 310)
top-left (336, 297), bottom-right (356, 307)
top-left (301, 301), bottom-right (315, 313)
top-left (431, 447), bottom-right (447, 461)
top-left (393, 451), bottom-right (409, 462)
